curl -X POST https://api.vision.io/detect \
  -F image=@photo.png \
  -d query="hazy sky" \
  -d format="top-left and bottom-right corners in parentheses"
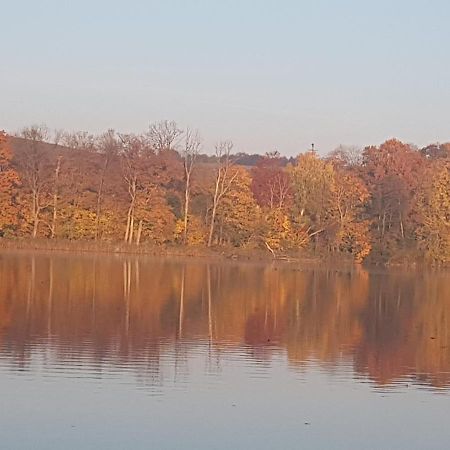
top-left (2, 0), bottom-right (450, 155)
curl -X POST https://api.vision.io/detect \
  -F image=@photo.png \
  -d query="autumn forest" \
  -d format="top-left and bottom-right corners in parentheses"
top-left (0, 122), bottom-right (449, 265)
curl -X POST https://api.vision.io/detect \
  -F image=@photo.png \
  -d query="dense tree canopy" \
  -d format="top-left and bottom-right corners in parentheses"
top-left (1, 124), bottom-right (449, 264)
top-left (0, 132), bottom-right (20, 236)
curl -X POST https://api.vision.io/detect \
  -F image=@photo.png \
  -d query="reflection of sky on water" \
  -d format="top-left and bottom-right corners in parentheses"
top-left (1, 347), bottom-right (449, 450)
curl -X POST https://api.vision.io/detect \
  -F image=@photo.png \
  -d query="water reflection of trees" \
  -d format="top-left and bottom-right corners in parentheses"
top-left (0, 254), bottom-right (448, 390)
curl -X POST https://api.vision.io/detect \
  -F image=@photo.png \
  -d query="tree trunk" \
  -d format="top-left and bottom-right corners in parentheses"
top-left (399, 212), bottom-right (405, 239)
top-left (183, 176), bottom-right (190, 245)
top-left (128, 213), bottom-right (135, 244)
top-left (208, 173), bottom-right (221, 248)
top-left (136, 220), bottom-right (143, 245)
top-left (208, 202), bottom-right (218, 247)
top-left (32, 216), bottom-right (39, 238)
top-left (50, 157), bottom-right (61, 239)
top-left (219, 220), bottom-right (223, 245)
top-left (32, 190), bottom-right (39, 238)
top-left (95, 156), bottom-right (109, 240)
top-left (124, 205), bottom-right (132, 242)
top-left (50, 197), bottom-right (57, 238)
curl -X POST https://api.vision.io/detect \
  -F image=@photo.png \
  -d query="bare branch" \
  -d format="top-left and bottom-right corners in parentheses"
top-left (148, 120), bottom-right (183, 152)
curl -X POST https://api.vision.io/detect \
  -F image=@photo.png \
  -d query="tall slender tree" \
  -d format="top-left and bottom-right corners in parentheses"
top-left (207, 141), bottom-right (238, 247)
top-left (181, 129), bottom-right (201, 244)
top-left (15, 126), bottom-right (52, 238)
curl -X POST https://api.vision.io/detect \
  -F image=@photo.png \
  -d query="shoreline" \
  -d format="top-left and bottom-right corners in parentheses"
top-left (0, 238), bottom-right (447, 269)
top-left (0, 238), bottom-right (334, 265)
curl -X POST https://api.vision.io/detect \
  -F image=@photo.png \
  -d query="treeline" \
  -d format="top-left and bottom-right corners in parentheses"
top-left (0, 122), bottom-right (449, 264)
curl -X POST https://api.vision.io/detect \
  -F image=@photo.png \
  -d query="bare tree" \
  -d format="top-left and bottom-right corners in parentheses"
top-left (95, 129), bottom-right (119, 239)
top-left (148, 120), bottom-right (183, 152)
top-left (50, 155), bottom-right (62, 238)
top-left (268, 172), bottom-right (291, 210)
top-left (119, 134), bottom-right (150, 244)
top-left (207, 140), bottom-right (238, 247)
top-left (16, 125), bottom-right (51, 238)
top-left (48, 130), bottom-right (64, 238)
top-left (328, 145), bottom-right (363, 168)
top-left (60, 130), bottom-right (97, 152)
top-left (52, 129), bottom-right (64, 147)
top-left (181, 129), bottom-right (201, 244)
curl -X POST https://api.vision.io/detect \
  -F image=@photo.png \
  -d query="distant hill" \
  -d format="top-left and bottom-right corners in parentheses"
top-left (7, 135), bottom-right (295, 168)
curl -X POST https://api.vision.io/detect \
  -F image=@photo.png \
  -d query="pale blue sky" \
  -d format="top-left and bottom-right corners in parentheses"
top-left (1, 0), bottom-right (449, 155)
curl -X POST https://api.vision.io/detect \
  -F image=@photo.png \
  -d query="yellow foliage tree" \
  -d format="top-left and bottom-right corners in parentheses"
top-left (263, 209), bottom-right (311, 251)
top-left (290, 151), bottom-right (371, 260)
top-left (415, 162), bottom-right (450, 263)
top-left (135, 187), bottom-right (176, 245)
top-left (216, 167), bottom-right (260, 247)
top-left (175, 215), bottom-right (207, 246)
top-left (290, 151), bottom-right (335, 225)
top-left (330, 170), bottom-right (372, 262)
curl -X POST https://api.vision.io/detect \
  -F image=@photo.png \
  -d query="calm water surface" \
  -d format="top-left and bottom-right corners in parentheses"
top-left (0, 252), bottom-right (449, 449)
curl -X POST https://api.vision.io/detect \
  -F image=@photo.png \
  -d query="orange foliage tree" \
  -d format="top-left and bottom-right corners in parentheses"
top-left (414, 160), bottom-right (450, 263)
top-left (2, 123), bottom-right (449, 265)
top-left (362, 139), bottom-right (425, 258)
top-left (0, 132), bottom-right (20, 236)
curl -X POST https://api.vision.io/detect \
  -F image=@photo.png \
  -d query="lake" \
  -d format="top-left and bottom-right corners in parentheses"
top-left (0, 252), bottom-right (449, 449)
